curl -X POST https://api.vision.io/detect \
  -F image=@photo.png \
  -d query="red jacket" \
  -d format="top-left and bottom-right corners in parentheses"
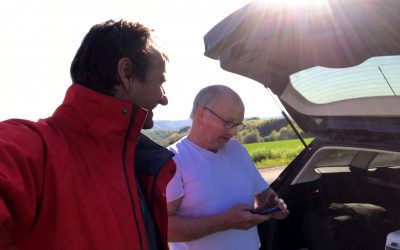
top-left (0, 84), bottom-right (176, 250)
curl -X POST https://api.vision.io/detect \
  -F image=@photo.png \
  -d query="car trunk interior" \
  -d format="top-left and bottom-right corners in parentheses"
top-left (260, 144), bottom-right (400, 250)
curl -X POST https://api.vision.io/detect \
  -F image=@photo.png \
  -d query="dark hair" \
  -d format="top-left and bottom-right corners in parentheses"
top-left (70, 19), bottom-right (158, 96)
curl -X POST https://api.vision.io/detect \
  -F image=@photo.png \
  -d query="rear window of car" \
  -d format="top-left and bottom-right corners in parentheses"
top-left (313, 149), bottom-right (400, 174)
top-left (314, 149), bottom-right (357, 174)
top-left (290, 55), bottom-right (400, 104)
top-left (315, 149), bottom-right (357, 167)
top-left (369, 152), bottom-right (400, 169)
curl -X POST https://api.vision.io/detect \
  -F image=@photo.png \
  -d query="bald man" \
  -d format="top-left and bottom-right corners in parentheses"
top-left (166, 85), bottom-right (289, 250)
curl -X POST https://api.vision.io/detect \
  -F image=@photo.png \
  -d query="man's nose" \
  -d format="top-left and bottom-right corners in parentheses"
top-left (159, 86), bottom-right (168, 106)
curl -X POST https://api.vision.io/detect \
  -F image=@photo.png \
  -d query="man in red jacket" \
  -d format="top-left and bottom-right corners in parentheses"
top-left (0, 19), bottom-right (176, 250)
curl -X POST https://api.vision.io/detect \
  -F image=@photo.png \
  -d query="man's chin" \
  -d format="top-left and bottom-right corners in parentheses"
top-left (142, 111), bottom-right (154, 130)
top-left (215, 138), bottom-right (230, 150)
top-left (142, 119), bottom-right (154, 130)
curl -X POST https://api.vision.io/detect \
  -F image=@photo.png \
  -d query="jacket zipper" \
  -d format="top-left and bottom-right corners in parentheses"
top-left (121, 106), bottom-right (144, 250)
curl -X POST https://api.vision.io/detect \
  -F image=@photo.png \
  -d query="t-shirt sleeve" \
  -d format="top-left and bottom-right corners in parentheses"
top-left (166, 154), bottom-right (185, 203)
top-left (253, 165), bottom-right (269, 195)
top-left (238, 141), bottom-right (269, 195)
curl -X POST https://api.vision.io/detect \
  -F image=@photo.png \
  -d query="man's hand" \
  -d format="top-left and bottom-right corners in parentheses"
top-left (255, 188), bottom-right (289, 220)
top-left (271, 198), bottom-right (289, 219)
top-left (220, 203), bottom-right (272, 231)
top-left (167, 199), bottom-right (272, 242)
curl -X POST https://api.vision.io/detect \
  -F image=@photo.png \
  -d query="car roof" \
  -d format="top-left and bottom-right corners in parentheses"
top-left (204, 0), bottom-right (400, 137)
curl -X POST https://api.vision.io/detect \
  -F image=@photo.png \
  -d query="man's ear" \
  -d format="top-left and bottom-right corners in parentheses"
top-left (116, 57), bottom-right (134, 91)
top-left (196, 108), bottom-right (206, 126)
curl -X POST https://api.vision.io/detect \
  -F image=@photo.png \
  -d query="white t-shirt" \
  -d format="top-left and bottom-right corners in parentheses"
top-left (166, 137), bottom-right (269, 250)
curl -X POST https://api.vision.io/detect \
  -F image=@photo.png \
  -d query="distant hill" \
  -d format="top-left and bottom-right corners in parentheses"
top-left (151, 116), bottom-right (283, 131)
top-left (151, 119), bottom-right (191, 131)
top-left (143, 117), bottom-right (311, 147)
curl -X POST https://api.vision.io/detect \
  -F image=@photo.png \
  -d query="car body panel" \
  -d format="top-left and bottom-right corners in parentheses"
top-left (204, 0), bottom-right (400, 95)
top-left (204, 0), bottom-right (400, 137)
top-left (204, 1), bottom-right (400, 249)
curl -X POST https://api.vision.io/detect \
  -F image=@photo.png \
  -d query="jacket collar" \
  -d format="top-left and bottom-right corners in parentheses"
top-left (51, 84), bottom-right (148, 137)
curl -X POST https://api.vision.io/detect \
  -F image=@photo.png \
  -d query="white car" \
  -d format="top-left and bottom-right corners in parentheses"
top-left (204, 0), bottom-right (400, 249)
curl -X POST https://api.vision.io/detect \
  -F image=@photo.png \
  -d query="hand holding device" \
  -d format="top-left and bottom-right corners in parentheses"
top-left (249, 206), bottom-right (281, 215)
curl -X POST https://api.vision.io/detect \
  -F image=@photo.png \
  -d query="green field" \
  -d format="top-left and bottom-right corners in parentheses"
top-left (244, 138), bottom-right (314, 169)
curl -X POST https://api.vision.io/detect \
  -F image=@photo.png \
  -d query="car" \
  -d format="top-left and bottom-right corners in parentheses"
top-left (203, 0), bottom-right (400, 249)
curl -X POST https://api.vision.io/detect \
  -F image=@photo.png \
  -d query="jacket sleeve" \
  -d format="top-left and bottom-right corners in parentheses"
top-left (0, 121), bottom-right (45, 246)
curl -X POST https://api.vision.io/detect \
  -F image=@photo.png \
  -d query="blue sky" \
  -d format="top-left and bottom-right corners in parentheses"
top-left (0, 0), bottom-right (284, 121)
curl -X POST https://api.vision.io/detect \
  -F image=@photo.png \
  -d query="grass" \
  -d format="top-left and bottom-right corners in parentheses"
top-left (244, 138), bottom-right (314, 169)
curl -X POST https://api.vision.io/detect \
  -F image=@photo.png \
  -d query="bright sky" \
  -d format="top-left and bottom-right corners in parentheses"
top-left (0, 0), bottom-right (283, 121)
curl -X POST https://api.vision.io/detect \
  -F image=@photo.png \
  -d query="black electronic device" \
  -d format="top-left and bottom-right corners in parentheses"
top-left (250, 207), bottom-right (281, 215)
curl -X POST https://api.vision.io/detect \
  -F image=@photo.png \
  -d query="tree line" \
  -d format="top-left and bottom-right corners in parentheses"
top-left (143, 117), bottom-right (311, 147)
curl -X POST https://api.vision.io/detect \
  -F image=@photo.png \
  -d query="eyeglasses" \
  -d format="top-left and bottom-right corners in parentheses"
top-left (203, 107), bottom-right (246, 131)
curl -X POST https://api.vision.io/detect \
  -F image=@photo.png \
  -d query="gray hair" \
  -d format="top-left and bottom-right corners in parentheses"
top-left (190, 85), bottom-right (242, 119)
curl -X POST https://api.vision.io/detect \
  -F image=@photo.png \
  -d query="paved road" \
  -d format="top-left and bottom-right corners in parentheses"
top-left (258, 166), bottom-right (285, 184)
